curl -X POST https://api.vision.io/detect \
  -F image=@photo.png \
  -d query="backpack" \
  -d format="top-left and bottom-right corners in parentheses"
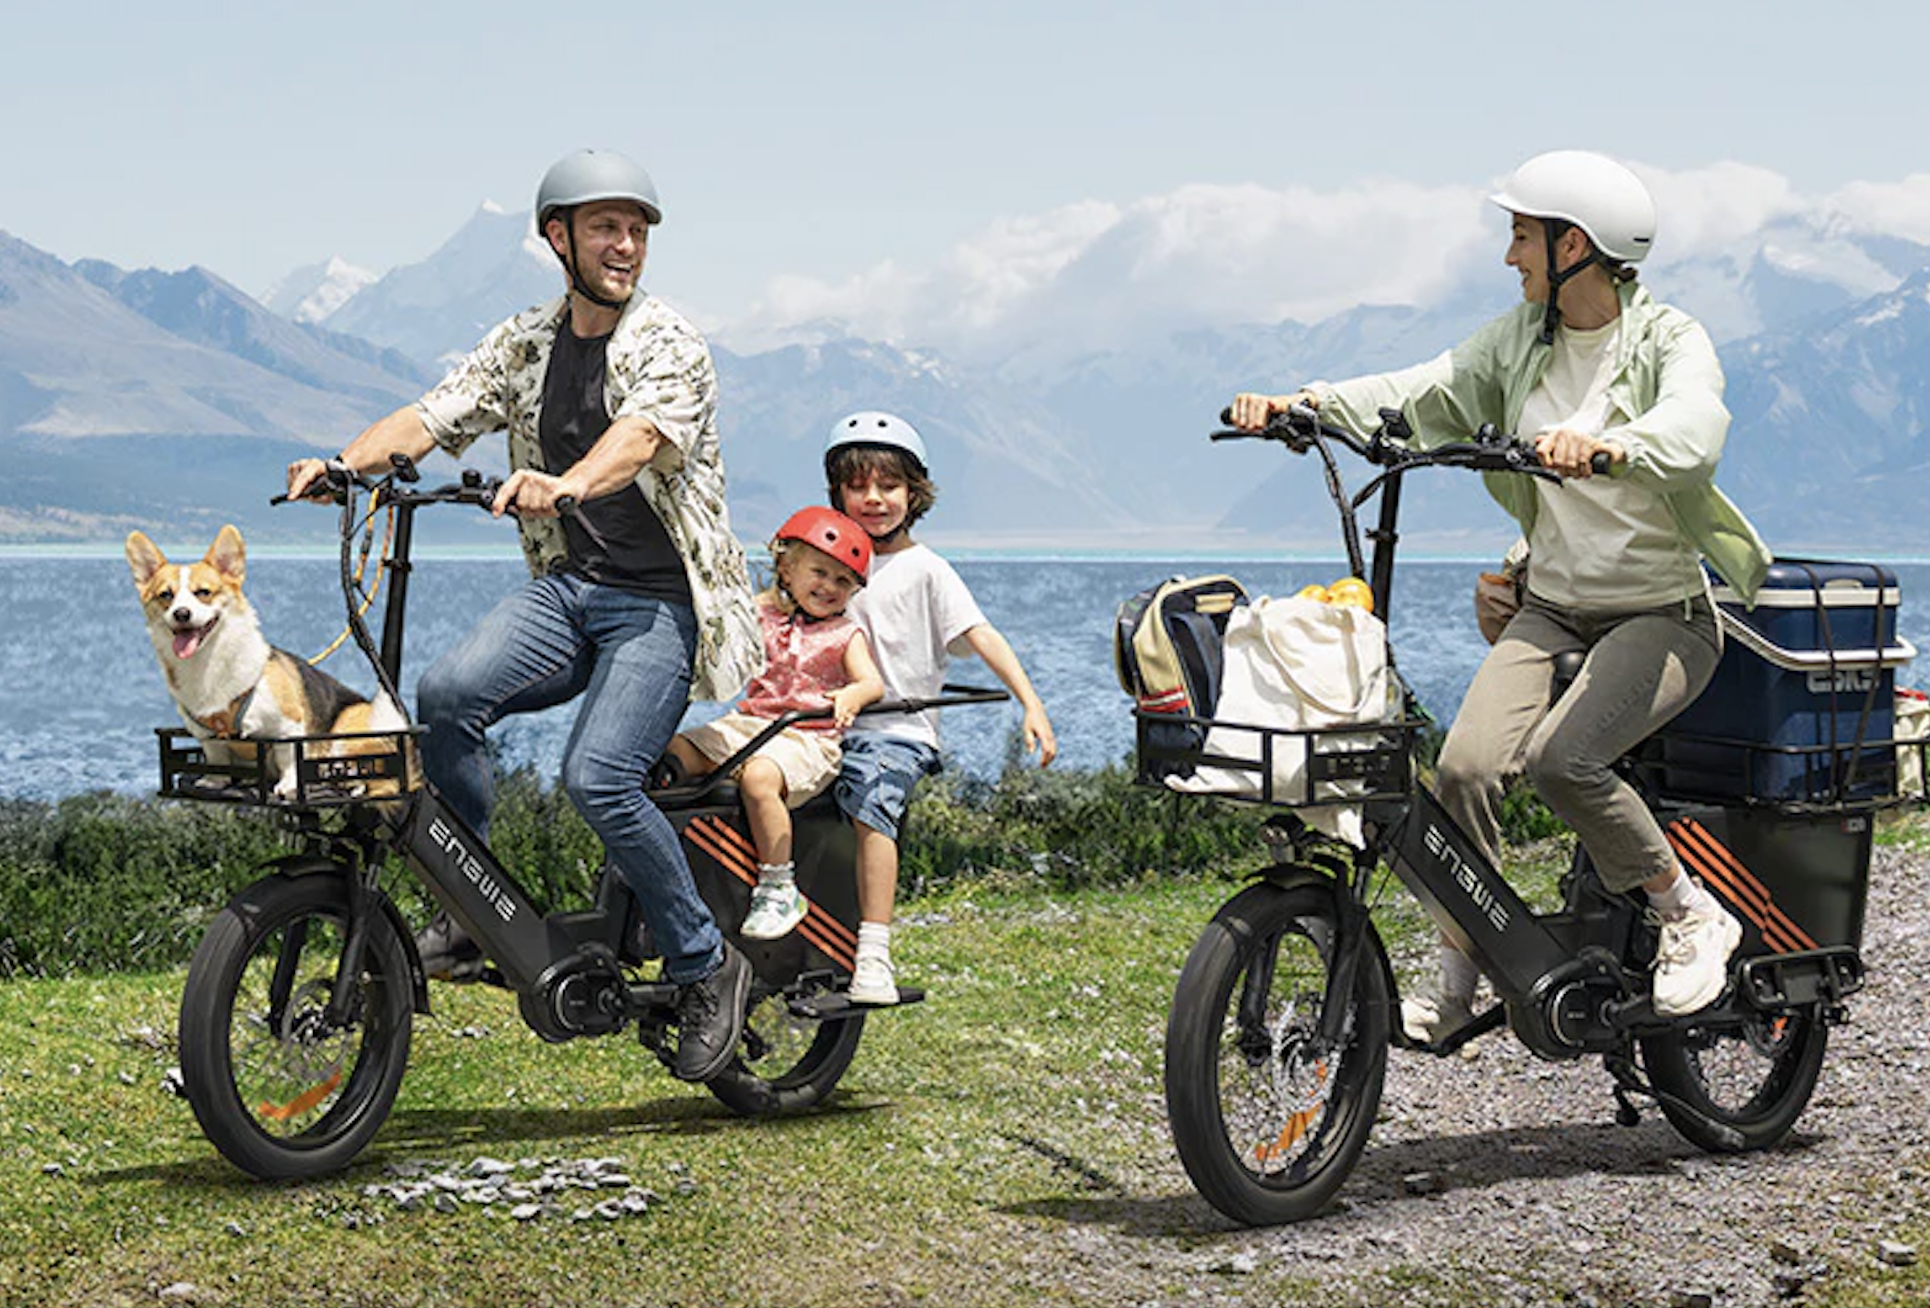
top-left (1114, 575), bottom-right (1249, 778)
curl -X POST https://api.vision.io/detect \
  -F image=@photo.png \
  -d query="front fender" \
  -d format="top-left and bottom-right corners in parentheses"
top-left (1242, 860), bottom-right (1401, 1023)
top-left (249, 857), bottom-right (431, 1015)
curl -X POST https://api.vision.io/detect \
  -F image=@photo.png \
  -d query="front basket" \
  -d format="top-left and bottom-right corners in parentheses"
top-left (154, 726), bottom-right (421, 808)
top-left (1132, 708), bottom-right (1418, 808)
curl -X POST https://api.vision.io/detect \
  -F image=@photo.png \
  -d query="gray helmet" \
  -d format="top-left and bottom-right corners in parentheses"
top-left (536, 149), bottom-right (662, 229)
top-left (823, 411), bottom-right (929, 477)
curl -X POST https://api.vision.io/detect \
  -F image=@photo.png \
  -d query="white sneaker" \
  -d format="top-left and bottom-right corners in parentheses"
top-left (1401, 990), bottom-right (1475, 1044)
top-left (849, 953), bottom-right (899, 1006)
top-left (1652, 903), bottom-right (1743, 1017)
top-left (740, 881), bottom-right (807, 941)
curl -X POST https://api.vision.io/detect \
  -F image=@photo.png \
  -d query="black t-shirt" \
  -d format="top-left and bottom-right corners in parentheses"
top-left (538, 325), bottom-right (692, 604)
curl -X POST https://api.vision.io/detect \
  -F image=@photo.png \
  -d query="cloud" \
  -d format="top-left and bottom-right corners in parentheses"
top-left (1823, 175), bottom-right (1930, 243)
top-left (717, 164), bottom-right (1929, 365)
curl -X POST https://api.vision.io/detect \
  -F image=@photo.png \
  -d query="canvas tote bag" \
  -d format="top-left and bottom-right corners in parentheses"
top-left (1168, 595), bottom-right (1389, 844)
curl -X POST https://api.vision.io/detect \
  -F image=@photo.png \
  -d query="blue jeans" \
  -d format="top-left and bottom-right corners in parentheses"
top-left (417, 573), bottom-right (723, 983)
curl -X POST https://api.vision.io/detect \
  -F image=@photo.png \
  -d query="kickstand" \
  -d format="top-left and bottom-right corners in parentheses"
top-left (1604, 1053), bottom-right (1647, 1128)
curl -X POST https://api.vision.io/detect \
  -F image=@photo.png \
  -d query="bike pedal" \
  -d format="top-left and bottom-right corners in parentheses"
top-left (790, 986), bottom-right (926, 1019)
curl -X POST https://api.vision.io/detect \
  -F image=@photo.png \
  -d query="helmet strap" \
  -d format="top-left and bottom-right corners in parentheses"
top-left (557, 211), bottom-right (629, 313)
top-left (1537, 219), bottom-right (1601, 346)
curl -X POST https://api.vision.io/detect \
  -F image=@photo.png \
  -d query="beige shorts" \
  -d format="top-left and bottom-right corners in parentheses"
top-left (680, 712), bottom-right (844, 805)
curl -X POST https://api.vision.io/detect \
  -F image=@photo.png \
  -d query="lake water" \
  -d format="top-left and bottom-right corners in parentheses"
top-left (7, 551), bottom-right (1927, 802)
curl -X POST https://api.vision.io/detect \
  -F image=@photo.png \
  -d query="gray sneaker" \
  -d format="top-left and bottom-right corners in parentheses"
top-left (673, 944), bottom-right (752, 1082)
top-left (414, 912), bottom-right (484, 982)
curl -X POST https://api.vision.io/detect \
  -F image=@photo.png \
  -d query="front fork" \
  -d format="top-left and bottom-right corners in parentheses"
top-left (1317, 853), bottom-right (1381, 1049)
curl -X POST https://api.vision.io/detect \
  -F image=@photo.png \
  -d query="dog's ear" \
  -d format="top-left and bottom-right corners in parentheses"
top-left (125, 531), bottom-right (167, 586)
top-left (207, 525), bottom-right (247, 585)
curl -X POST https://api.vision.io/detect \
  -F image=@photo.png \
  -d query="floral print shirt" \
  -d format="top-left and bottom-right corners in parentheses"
top-left (415, 293), bottom-right (762, 700)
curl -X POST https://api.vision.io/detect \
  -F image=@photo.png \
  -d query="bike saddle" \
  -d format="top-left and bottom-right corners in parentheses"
top-left (1551, 650), bottom-right (1586, 700)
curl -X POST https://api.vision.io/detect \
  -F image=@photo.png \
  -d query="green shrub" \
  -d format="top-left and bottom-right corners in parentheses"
top-left (0, 793), bottom-right (285, 977)
top-left (899, 755), bottom-right (1263, 894)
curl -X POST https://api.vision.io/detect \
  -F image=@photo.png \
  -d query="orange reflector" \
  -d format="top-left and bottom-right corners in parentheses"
top-left (256, 1068), bottom-right (343, 1122)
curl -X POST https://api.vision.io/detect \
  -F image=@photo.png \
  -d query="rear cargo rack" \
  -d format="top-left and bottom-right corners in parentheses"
top-left (1637, 730), bottom-right (1928, 814)
top-left (154, 726), bottom-right (420, 808)
top-left (1132, 708), bottom-right (1420, 808)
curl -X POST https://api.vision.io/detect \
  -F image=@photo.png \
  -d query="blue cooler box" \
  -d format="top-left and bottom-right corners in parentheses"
top-left (1646, 559), bottom-right (1914, 804)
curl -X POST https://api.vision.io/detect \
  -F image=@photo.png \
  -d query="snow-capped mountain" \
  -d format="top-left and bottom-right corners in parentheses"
top-left (316, 203), bottom-right (559, 368)
top-left (261, 255), bottom-right (378, 325)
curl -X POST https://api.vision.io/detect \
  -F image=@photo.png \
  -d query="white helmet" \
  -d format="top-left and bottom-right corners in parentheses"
top-left (1489, 150), bottom-right (1655, 264)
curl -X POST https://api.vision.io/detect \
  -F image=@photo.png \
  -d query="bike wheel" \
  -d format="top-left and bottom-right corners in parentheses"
top-left (706, 981), bottom-right (865, 1116)
top-left (1164, 879), bottom-right (1389, 1226)
top-left (178, 872), bottom-right (413, 1179)
top-left (1641, 1007), bottom-right (1827, 1152)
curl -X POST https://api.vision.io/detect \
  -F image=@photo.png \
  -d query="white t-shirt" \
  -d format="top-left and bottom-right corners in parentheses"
top-left (1521, 318), bottom-right (1705, 609)
top-left (845, 544), bottom-right (987, 748)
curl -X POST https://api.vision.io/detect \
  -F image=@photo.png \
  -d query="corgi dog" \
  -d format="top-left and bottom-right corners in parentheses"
top-left (125, 524), bottom-right (407, 799)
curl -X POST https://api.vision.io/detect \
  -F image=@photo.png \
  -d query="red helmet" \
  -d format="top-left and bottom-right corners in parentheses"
top-left (773, 506), bottom-right (871, 582)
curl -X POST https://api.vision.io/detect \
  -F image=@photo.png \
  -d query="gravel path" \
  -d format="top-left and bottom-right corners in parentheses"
top-left (1121, 845), bottom-right (1930, 1307)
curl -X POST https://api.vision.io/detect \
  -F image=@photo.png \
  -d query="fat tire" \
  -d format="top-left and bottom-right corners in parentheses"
top-left (1165, 879), bottom-right (1389, 1226)
top-left (178, 872), bottom-right (413, 1179)
top-left (1641, 1007), bottom-right (1827, 1152)
top-left (706, 987), bottom-right (866, 1116)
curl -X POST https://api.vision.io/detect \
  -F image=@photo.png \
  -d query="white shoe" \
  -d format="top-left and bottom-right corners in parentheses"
top-left (849, 953), bottom-right (899, 1006)
top-left (740, 881), bottom-right (807, 941)
top-left (1652, 903), bottom-right (1743, 1017)
top-left (1401, 990), bottom-right (1475, 1044)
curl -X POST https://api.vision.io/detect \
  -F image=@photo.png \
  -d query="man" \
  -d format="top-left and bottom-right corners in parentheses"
top-left (287, 148), bottom-right (763, 1082)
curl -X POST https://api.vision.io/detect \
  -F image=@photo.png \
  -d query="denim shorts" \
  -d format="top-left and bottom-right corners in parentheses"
top-left (834, 734), bottom-right (942, 840)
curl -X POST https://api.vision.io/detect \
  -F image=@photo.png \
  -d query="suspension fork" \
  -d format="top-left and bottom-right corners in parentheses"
top-left (1317, 853), bottom-right (1379, 1048)
top-left (321, 835), bottom-right (386, 1027)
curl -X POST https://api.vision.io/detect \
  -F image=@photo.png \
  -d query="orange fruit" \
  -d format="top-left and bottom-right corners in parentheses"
top-left (1327, 577), bottom-right (1374, 613)
top-left (1294, 583), bottom-right (1331, 604)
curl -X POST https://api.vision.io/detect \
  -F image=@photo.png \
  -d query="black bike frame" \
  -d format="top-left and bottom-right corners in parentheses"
top-left (1340, 447), bottom-right (1579, 1005)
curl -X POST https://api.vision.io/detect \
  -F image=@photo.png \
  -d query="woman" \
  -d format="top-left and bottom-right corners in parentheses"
top-left (1230, 150), bottom-right (1772, 1040)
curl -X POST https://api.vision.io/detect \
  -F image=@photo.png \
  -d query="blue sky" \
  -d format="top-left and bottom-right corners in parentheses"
top-left (8, 0), bottom-right (1929, 336)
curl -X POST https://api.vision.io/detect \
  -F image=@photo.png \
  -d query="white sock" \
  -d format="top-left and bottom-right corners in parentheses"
top-left (857, 920), bottom-right (891, 961)
top-left (756, 861), bottom-right (795, 889)
top-left (1440, 946), bottom-right (1480, 1005)
top-left (1647, 871), bottom-right (1716, 919)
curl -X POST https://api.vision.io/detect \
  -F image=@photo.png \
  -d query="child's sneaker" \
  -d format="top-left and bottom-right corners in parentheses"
top-left (849, 953), bottom-right (899, 1006)
top-left (741, 881), bottom-right (807, 941)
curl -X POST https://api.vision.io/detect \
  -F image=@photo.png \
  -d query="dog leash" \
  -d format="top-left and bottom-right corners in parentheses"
top-left (306, 500), bottom-right (394, 667)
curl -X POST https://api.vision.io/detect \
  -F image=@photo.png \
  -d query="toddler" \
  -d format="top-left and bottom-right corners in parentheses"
top-left (668, 506), bottom-right (883, 939)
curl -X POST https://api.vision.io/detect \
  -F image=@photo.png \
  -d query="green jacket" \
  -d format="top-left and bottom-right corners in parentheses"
top-left (1309, 282), bottom-right (1772, 604)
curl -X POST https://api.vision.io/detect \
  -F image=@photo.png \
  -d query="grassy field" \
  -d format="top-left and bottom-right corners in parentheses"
top-left (3, 798), bottom-right (1926, 1305)
top-left (0, 876), bottom-right (1246, 1308)
top-left (4, 865), bottom-right (1926, 1307)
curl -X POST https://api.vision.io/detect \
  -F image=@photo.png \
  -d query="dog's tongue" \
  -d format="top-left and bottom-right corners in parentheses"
top-left (174, 627), bottom-right (207, 659)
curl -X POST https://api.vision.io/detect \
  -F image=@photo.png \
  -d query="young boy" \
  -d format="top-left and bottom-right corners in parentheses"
top-left (823, 411), bottom-right (1057, 1004)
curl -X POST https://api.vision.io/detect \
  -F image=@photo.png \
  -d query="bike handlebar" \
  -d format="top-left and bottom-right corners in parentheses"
top-left (1214, 406), bottom-right (1609, 477)
top-left (273, 456), bottom-right (506, 512)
